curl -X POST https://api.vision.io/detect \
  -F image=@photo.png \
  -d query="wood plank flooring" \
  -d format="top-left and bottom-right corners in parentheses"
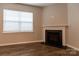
top-left (0, 42), bottom-right (79, 56)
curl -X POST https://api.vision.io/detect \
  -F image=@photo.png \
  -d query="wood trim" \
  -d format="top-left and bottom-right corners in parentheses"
top-left (66, 44), bottom-right (79, 51)
top-left (0, 40), bottom-right (43, 47)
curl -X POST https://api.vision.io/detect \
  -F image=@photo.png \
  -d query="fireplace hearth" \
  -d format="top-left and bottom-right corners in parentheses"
top-left (45, 30), bottom-right (62, 48)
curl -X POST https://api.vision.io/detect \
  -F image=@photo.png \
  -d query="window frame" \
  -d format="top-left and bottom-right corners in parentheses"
top-left (3, 9), bottom-right (33, 33)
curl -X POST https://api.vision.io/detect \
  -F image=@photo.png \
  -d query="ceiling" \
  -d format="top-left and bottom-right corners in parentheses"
top-left (22, 3), bottom-right (55, 7)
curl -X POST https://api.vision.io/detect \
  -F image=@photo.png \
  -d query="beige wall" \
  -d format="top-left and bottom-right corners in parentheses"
top-left (67, 3), bottom-right (79, 48)
top-left (43, 4), bottom-right (68, 26)
top-left (0, 3), bottom-right (43, 44)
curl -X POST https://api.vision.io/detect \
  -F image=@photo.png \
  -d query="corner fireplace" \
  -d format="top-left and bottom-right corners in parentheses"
top-left (42, 26), bottom-right (66, 47)
top-left (45, 30), bottom-right (62, 48)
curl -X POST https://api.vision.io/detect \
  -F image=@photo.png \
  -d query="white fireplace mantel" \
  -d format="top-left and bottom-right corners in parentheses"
top-left (42, 25), bottom-right (68, 46)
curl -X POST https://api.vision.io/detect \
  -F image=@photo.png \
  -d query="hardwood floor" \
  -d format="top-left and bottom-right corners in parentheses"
top-left (0, 42), bottom-right (79, 56)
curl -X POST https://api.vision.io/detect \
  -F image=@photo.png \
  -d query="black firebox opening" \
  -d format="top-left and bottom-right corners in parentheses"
top-left (45, 30), bottom-right (62, 48)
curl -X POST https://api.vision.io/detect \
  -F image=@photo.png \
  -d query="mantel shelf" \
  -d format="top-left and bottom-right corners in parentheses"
top-left (41, 25), bottom-right (68, 28)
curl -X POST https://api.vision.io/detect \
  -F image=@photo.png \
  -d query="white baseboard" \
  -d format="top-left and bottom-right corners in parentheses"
top-left (66, 44), bottom-right (79, 51)
top-left (0, 40), bottom-right (43, 47)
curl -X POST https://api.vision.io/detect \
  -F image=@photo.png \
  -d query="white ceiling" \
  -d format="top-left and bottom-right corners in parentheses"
top-left (22, 3), bottom-right (55, 7)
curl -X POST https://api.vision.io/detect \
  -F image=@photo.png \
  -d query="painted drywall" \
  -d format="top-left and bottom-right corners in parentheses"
top-left (67, 3), bottom-right (79, 48)
top-left (0, 3), bottom-right (43, 44)
top-left (43, 4), bottom-right (68, 26)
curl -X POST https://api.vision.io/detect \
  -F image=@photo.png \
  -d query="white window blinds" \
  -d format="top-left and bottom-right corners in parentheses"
top-left (3, 9), bottom-right (33, 33)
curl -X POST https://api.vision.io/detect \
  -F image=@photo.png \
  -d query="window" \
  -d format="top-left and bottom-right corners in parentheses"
top-left (3, 9), bottom-right (33, 33)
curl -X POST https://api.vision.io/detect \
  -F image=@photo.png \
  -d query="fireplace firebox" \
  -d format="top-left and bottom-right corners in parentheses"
top-left (45, 30), bottom-right (62, 48)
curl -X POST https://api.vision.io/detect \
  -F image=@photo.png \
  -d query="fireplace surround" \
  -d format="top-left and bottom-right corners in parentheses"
top-left (42, 25), bottom-right (67, 47)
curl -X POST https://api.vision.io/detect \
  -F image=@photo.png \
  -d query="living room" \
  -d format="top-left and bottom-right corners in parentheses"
top-left (0, 3), bottom-right (79, 56)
